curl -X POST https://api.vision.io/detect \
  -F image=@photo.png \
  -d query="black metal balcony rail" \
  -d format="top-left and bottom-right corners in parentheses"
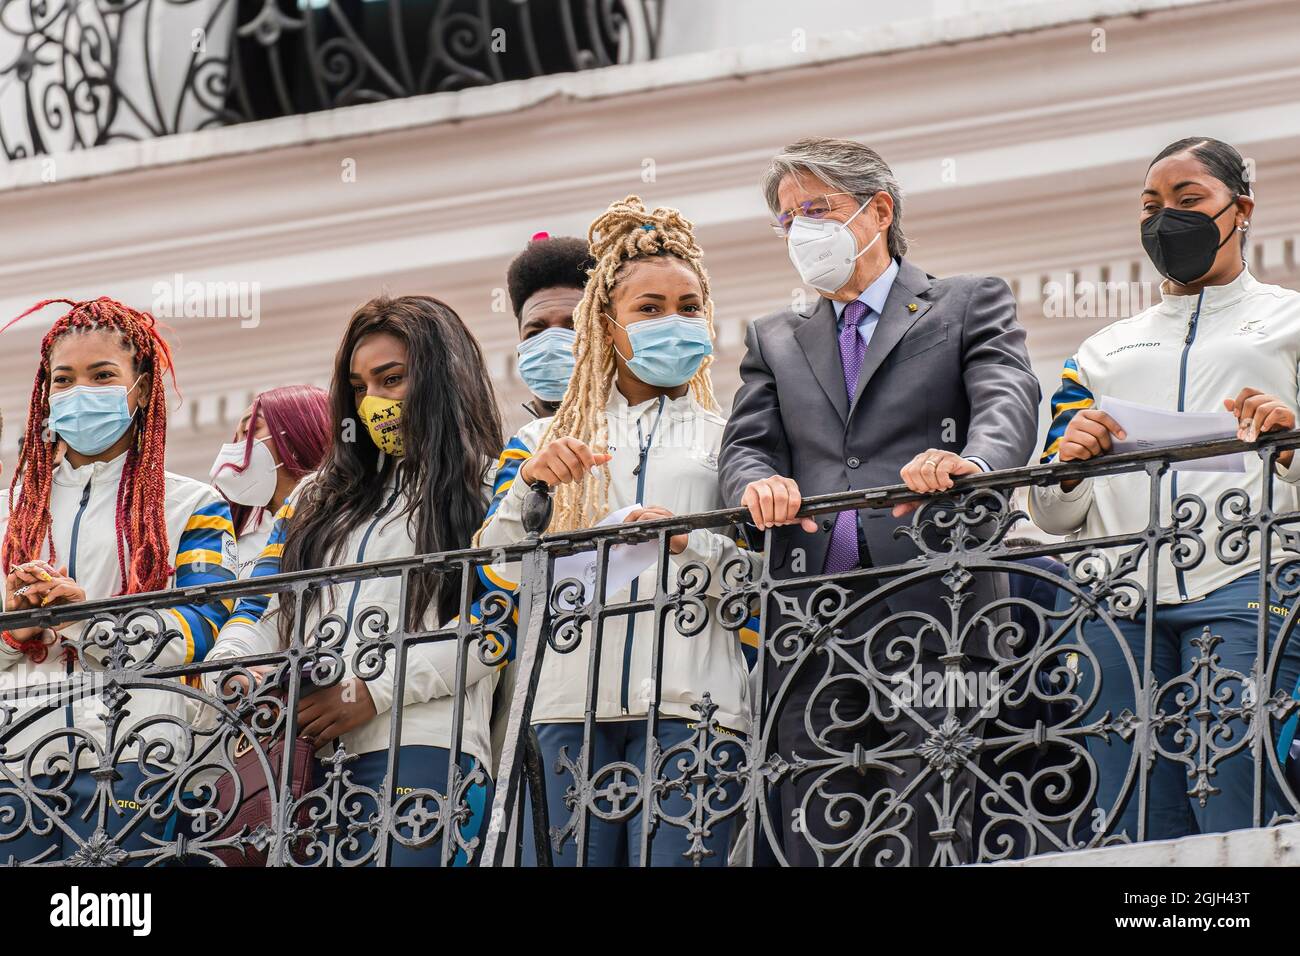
top-left (2, 428), bottom-right (1300, 866)
top-left (0, 0), bottom-right (664, 160)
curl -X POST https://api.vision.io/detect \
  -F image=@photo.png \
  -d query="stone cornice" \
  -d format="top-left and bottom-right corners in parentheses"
top-left (2, 0), bottom-right (1296, 475)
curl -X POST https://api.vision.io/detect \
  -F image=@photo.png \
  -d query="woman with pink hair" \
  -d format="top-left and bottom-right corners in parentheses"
top-left (208, 384), bottom-right (331, 576)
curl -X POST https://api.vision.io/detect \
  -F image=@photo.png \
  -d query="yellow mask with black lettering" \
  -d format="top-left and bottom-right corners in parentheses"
top-left (358, 395), bottom-right (405, 458)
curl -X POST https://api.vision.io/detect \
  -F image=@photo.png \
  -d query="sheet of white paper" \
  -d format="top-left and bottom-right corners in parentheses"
top-left (1095, 396), bottom-right (1245, 473)
top-left (551, 503), bottom-right (660, 610)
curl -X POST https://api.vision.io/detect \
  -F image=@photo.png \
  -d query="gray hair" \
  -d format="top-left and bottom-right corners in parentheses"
top-left (762, 137), bottom-right (908, 258)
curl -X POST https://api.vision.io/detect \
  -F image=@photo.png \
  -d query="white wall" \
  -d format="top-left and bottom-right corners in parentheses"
top-left (655, 0), bottom-right (1214, 54)
top-left (0, 0), bottom-right (1294, 481)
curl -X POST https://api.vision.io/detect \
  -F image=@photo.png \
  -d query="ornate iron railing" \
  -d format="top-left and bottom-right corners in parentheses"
top-left (0, 0), bottom-right (663, 160)
top-left (3, 429), bottom-right (1300, 866)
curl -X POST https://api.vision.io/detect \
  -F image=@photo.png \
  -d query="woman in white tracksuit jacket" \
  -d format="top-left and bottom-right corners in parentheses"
top-left (1030, 138), bottom-right (1300, 842)
top-left (208, 384), bottom-right (332, 578)
top-left (189, 385), bottom-right (331, 741)
top-left (476, 197), bottom-right (757, 867)
top-left (0, 297), bottom-right (237, 865)
top-left (206, 294), bottom-right (506, 867)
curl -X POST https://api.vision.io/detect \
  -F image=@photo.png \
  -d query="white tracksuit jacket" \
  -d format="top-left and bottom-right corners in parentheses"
top-left (0, 452), bottom-right (238, 769)
top-left (1030, 268), bottom-right (1300, 604)
top-left (208, 467), bottom-right (499, 768)
top-left (475, 389), bottom-right (757, 732)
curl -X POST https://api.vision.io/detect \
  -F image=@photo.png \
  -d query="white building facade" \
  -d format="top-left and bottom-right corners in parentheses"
top-left (1, 0), bottom-right (1297, 479)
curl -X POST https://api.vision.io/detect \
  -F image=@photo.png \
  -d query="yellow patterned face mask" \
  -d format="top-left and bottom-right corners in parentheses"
top-left (358, 395), bottom-right (405, 458)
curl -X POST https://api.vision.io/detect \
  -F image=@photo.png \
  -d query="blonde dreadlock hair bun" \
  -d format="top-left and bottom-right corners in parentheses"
top-left (541, 195), bottom-right (719, 533)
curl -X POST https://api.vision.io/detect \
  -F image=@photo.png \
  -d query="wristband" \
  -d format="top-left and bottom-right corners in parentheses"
top-left (2, 629), bottom-right (50, 664)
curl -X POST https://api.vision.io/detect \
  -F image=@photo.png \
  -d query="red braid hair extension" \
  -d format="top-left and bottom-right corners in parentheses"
top-left (2, 298), bottom-right (178, 595)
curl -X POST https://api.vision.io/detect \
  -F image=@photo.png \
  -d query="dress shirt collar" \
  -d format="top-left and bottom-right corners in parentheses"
top-left (832, 257), bottom-right (899, 324)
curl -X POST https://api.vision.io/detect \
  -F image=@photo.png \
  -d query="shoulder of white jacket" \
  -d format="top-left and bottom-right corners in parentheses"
top-left (1076, 277), bottom-right (1300, 355)
top-left (509, 415), bottom-right (551, 451)
top-left (1246, 276), bottom-right (1300, 304)
top-left (688, 401), bottom-right (729, 431)
top-left (1070, 305), bottom-right (1165, 365)
top-left (164, 470), bottom-right (223, 506)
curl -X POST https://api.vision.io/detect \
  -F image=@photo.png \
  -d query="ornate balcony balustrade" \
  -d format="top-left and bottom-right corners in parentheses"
top-left (3, 429), bottom-right (1300, 866)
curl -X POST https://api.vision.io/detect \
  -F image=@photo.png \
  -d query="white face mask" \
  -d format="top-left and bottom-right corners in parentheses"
top-left (786, 196), bottom-right (881, 293)
top-left (209, 438), bottom-right (280, 507)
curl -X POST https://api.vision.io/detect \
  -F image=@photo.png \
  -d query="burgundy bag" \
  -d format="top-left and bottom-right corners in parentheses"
top-left (211, 730), bottom-right (316, 867)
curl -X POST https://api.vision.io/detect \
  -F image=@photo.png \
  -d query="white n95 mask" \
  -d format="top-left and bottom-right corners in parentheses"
top-left (786, 197), bottom-right (881, 294)
top-left (209, 438), bottom-right (280, 506)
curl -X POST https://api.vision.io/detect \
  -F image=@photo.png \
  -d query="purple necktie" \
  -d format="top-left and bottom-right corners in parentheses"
top-left (823, 300), bottom-right (868, 574)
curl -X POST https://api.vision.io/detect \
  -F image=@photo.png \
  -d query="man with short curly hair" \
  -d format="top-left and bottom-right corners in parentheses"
top-left (506, 232), bottom-right (595, 419)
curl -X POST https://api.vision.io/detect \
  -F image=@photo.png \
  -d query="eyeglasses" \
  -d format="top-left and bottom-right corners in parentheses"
top-left (770, 192), bottom-right (859, 237)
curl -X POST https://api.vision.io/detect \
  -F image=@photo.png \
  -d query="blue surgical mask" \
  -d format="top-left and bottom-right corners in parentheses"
top-left (47, 379), bottom-right (140, 455)
top-left (609, 314), bottom-right (713, 387)
top-left (516, 327), bottom-right (576, 402)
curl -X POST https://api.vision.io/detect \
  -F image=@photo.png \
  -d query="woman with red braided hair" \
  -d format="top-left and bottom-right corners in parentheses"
top-left (0, 297), bottom-right (238, 865)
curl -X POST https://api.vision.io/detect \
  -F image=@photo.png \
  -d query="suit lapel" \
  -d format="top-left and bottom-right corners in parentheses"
top-left (793, 296), bottom-right (848, 424)
top-left (850, 259), bottom-right (933, 412)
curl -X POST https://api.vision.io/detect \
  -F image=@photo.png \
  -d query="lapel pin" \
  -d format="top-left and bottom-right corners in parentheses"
top-left (907, 303), bottom-right (918, 313)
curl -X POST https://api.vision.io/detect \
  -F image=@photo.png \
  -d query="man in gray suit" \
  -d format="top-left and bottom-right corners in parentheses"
top-left (720, 137), bottom-right (1039, 866)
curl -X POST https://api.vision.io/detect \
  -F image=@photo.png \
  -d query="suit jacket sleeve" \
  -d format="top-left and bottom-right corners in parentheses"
top-left (719, 319), bottom-right (793, 508)
top-left (958, 277), bottom-right (1041, 472)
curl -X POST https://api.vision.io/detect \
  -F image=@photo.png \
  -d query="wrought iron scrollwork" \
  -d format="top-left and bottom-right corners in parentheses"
top-left (0, 0), bottom-right (664, 160)
top-left (4, 431), bottom-right (1300, 865)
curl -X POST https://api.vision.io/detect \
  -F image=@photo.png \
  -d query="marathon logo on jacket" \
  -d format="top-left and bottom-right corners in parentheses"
top-left (49, 886), bottom-right (151, 937)
top-left (1103, 341), bottom-right (1161, 358)
top-left (222, 536), bottom-right (240, 573)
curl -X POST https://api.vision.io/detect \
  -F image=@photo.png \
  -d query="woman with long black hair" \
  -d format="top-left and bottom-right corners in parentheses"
top-left (208, 294), bottom-right (504, 866)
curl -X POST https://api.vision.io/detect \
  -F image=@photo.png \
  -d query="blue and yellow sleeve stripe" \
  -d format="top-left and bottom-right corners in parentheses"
top-left (451, 597), bottom-right (520, 667)
top-left (739, 615), bottom-right (760, 671)
top-left (726, 525), bottom-right (762, 669)
top-left (167, 500), bottom-right (237, 663)
top-left (227, 502), bottom-right (294, 627)
top-left (466, 438), bottom-right (536, 661)
top-left (484, 436), bottom-right (533, 521)
top-left (469, 563), bottom-right (520, 666)
top-left (1040, 356), bottom-right (1095, 463)
top-left (476, 562), bottom-right (518, 594)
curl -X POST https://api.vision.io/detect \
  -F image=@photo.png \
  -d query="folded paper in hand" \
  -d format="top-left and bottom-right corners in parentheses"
top-left (1096, 396), bottom-right (1245, 473)
top-left (551, 504), bottom-right (660, 610)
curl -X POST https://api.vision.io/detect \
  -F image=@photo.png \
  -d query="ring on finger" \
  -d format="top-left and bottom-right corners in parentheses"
top-left (924, 458), bottom-right (940, 469)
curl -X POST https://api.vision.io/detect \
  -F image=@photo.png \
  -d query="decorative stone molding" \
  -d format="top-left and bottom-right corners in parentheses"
top-left (1, 0), bottom-right (1296, 478)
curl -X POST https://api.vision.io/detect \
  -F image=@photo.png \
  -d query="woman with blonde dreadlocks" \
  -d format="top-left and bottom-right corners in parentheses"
top-left (476, 197), bottom-right (756, 867)
top-left (0, 297), bottom-right (237, 865)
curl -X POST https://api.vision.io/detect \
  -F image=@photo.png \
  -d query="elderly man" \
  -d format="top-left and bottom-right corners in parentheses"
top-left (720, 137), bottom-right (1040, 866)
